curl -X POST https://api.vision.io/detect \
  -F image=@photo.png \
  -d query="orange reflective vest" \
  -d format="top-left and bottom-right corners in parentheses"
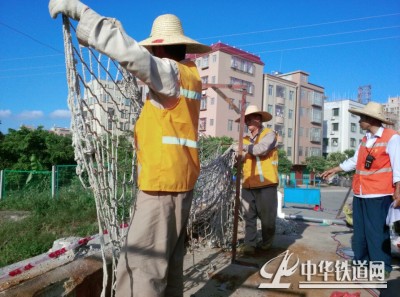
top-left (242, 128), bottom-right (279, 189)
top-left (134, 60), bottom-right (201, 191)
top-left (352, 128), bottom-right (397, 195)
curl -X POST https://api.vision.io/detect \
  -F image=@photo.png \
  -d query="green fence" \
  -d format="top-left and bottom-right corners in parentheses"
top-left (0, 165), bottom-right (80, 199)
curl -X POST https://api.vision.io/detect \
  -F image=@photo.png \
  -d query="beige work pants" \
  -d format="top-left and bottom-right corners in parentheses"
top-left (115, 190), bottom-right (193, 297)
top-left (241, 186), bottom-right (277, 247)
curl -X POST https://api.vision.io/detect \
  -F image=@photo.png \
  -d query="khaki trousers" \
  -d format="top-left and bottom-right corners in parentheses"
top-left (115, 190), bottom-right (193, 297)
top-left (241, 186), bottom-right (277, 247)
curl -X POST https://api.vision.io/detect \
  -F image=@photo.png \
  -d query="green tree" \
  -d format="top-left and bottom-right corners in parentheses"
top-left (0, 127), bottom-right (75, 170)
top-left (305, 155), bottom-right (327, 175)
top-left (278, 149), bottom-right (292, 175)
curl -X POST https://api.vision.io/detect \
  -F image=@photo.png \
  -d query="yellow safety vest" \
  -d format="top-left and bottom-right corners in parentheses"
top-left (134, 60), bottom-right (201, 191)
top-left (242, 128), bottom-right (279, 189)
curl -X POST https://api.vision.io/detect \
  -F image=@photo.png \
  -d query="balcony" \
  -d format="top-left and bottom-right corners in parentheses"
top-left (275, 116), bottom-right (284, 124)
top-left (276, 96), bottom-right (285, 105)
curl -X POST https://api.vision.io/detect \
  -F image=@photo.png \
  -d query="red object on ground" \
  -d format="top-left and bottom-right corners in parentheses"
top-left (313, 205), bottom-right (320, 211)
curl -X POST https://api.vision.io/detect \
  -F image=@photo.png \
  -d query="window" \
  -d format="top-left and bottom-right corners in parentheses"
top-left (299, 146), bottom-right (303, 156)
top-left (231, 56), bottom-right (255, 74)
top-left (350, 138), bottom-right (356, 147)
top-left (200, 97), bottom-right (207, 110)
top-left (268, 85), bottom-right (273, 96)
top-left (108, 108), bottom-right (114, 118)
top-left (299, 127), bottom-right (304, 136)
top-left (289, 90), bottom-right (294, 101)
top-left (275, 124), bottom-right (283, 136)
top-left (275, 105), bottom-right (284, 118)
top-left (201, 76), bottom-right (208, 84)
top-left (212, 54), bottom-right (217, 63)
top-left (332, 123), bottom-right (339, 131)
top-left (332, 138), bottom-right (338, 146)
top-left (199, 118), bottom-right (206, 131)
top-left (211, 76), bottom-right (216, 84)
top-left (210, 119), bottom-right (214, 126)
top-left (288, 109), bottom-right (293, 119)
top-left (310, 127), bottom-right (321, 142)
top-left (267, 104), bottom-right (273, 114)
top-left (332, 108), bottom-right (339, 116)
top-left (108, 120), bottom-right (113, 130)
top-left (230, 77), bottom-right (254, 94)
top-left (309, 147), bottom-right (321, 156)
top-left (287, 147), bottom-right (292, 156)
top-left (228, 120), bottom-right (233, 131)
top-left (288, 128), bottom-right (292, 138)
top-left (276, 85), bottom-right (286, 98)
top-left (351, 123), bottom-right (357, 132)
top-left (211, 97), bottom-right (215, 105)
top-left (311, 108), bottom-right (322, 124)
top-left (201, 56), bottom-right (209, 68)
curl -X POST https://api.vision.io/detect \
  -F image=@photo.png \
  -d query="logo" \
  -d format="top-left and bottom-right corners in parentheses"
top-left (258, 250), bottom-right (387, 289)
top-left (259, 250), bottom-right (299, 288)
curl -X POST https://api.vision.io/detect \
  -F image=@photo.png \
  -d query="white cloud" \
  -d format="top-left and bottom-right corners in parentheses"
top-left (18, 110), bottom-right (44, 120)
top-left (50, 109), bottom-right (71, 119)
top-left (0, 109), bottom-right (12, 118)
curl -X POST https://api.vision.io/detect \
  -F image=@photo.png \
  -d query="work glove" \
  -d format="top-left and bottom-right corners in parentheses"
top-left (49, 0), bottom-right (88, 21)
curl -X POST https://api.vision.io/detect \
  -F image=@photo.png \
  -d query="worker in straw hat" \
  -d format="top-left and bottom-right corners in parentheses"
top-left (321, 101), bottom-right (400, 277)
top-left (49, 1), bottom-right (210, 296)
top-left (233, 105), bottom-right (279, 255)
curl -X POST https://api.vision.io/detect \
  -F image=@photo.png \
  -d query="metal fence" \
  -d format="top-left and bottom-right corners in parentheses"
top-left (0, 165), bottom-right (79, 199)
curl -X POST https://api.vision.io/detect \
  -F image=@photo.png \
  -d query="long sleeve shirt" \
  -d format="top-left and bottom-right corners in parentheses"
top-left (76, 9), bottom-right (180, 108)
top-left (340, 127), bottom-right (400, 198)
top-left (244, 127), bottom-right (277, 156)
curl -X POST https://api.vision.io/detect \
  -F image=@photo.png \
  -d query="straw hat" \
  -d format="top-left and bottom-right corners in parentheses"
top-left (235, 105), bottom-right (272, 123)
top-left (139, 14), bottom-right (211, 54)
top-left (348, 101), bottom-right (393, 125)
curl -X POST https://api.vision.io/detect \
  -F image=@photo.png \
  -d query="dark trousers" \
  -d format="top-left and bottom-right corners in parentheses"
top-left (352, 195), bottom-right (392, 272)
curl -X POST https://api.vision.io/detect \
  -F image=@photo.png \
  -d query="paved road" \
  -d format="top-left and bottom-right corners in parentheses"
top-left (280, 185), bottom-right (353, 221)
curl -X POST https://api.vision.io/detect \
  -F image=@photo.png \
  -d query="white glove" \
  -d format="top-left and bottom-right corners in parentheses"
top-left (49, 0), bottom-right (88, 20)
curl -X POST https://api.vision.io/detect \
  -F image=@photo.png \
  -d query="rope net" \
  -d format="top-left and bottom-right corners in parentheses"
top-left (61, 18), bottom-right (236, 296)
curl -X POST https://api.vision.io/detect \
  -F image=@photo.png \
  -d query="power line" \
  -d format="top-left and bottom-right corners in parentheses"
top-left (236, 25), bottom-right (400, 48)
top-left (0, 71), bottom-right (66, 79)
top-left (0, 21), bottom-right (63, 54)
top-left (0, 54), bottom-right (64, 62)
top-left (255, 35), bottom-right (400, 54)
top-left (197, 12), bottom-right (400, 40)
top-left (0, 64), bottom-right (65, 72)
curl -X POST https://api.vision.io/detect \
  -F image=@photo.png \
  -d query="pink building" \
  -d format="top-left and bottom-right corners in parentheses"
top-left (189, 42), bottom-right (265, 139)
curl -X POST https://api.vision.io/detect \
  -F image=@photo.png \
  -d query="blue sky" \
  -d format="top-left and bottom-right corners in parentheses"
top-left (0, 0), bottom-right (399, 133)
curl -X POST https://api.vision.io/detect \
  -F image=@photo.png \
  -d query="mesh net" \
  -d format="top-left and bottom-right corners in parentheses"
top-left (61, 17), bottom-right (236, 296)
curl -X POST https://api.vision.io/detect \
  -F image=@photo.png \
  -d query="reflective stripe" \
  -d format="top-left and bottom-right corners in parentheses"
top-left (256, 157), bottom-right (265, 182)
top-left (180, 87), bottom-right (201, 100)
top-left (271, 161), bottom-right (278, 166)
top-left (360, 141), bottom-right (388, 147)
top-left (356, 167), bottom-right (393, 175)
top-left (162, 136), bottom-right (198, 148)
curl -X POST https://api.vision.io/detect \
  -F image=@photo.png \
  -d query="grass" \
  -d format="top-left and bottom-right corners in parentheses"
top-left (0, 181), bottom-right (98, 268)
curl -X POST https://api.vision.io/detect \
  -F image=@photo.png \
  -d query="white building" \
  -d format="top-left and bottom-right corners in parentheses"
top-left (383, 96), bottom-right (400, 131)
top-left (323, 99), bottom-right (365, 156)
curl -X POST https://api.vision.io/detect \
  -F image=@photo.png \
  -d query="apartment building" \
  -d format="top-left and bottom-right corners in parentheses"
top-left (323, 99), bottom-right (365, 156)
top-left (82, 79), bottom-right (140, 136)
top-left (189, 42), bottom-right (264, 139)
top-left (383, 96), bottom-right (400, 131)
top-left (276, 71), bottom-right (325, 164)
top-left (262, 73), bottom-right (297, 162)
